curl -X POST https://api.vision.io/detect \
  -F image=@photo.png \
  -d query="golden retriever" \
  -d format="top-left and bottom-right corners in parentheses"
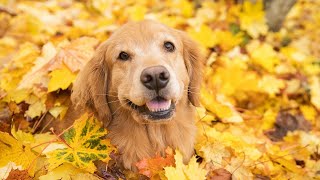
top-left (71, 20), bottom-right (203, 170)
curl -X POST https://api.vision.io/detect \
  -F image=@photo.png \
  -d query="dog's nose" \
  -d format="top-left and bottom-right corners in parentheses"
top-left (140, 65), bottom-right (170, 92)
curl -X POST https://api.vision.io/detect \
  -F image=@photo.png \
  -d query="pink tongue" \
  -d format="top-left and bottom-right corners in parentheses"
top-left (146, 99), bottom-right (171, 111)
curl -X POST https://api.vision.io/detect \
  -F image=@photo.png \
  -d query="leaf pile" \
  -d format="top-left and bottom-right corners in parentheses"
top-left (0, 0), bottom-right (319, 179)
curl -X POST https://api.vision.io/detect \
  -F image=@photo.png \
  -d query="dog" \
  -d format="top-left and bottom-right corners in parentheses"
top-left (71, 20), bottom-right (203, 170)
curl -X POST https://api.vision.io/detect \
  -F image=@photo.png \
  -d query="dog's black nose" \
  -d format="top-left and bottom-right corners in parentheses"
top-left (140, 65), bottom-right (170, 92)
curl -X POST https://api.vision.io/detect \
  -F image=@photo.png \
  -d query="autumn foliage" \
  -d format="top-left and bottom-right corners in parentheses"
top-left (0, 0), bottom-right (319, 179)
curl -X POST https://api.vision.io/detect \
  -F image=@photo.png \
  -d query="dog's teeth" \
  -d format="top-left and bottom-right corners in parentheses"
top-left (146, 99), bottom-right (171, 112)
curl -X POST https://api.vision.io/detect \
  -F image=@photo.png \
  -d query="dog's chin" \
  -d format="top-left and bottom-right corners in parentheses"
top-left (125, 96), bottom-right (176, 123)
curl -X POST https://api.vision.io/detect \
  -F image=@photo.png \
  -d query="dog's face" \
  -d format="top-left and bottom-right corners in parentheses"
top-left (108, 21), bottom-right (190, 123)
top-left (72, 20), bottom-right (203, 125)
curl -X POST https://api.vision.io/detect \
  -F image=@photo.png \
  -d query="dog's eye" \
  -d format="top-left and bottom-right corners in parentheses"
top-left (164, 41), bottom-right (175, 52)
top-left (118, 51), bottom-right (130, 61)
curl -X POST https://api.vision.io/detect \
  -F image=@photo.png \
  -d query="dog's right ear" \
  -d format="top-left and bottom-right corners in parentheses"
top-left (71, 42), bottom-right (111, 127)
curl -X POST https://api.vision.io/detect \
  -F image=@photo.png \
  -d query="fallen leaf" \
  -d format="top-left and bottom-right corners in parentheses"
top-left (0, 132), bottom-right (37, 176)
top-left (48, 65), bottom-right (77, 92)
top-left (164, 150), bottom-right (208, 180)
top-left (6, 169), bottom-right (32, 180)
top-left (39, 163), bottom-right (86, 180)
top-left (47, 113), bottom-right (116, 173)
top-left (265, 111), bottom-right (311, 141)
top-left (207, 168), bottom-right (232, 180)
top-left (0, 162), bottom-right (23, 180)
top-left (136, 147), bottom-right (174, 178)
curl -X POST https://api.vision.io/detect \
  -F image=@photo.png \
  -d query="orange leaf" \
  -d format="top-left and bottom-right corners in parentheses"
top-left (136, 147), bottom-right (175, 178)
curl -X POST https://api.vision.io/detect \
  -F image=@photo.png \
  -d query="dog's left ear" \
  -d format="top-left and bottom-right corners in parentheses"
top-left (179, 31), bottom-right (204, 107)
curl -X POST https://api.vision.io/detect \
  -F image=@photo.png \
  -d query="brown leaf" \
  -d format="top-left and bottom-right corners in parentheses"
top-left (6, 169), bottom-right (32, 180)
top-left (264, 111), bottom-right (311, 141)
top-left (207, 168), bottom-right (232, 180)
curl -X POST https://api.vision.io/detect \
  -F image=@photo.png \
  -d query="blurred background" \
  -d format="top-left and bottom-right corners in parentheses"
top-left (0, 0), bottom-right (319, 179)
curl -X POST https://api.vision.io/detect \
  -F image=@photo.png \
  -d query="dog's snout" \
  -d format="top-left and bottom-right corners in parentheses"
top-left (140, 65), bottom-right (170, 91)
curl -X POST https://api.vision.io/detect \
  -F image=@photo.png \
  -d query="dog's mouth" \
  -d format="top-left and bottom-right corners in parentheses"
top-left (126, 96), bottom-right (175, 121)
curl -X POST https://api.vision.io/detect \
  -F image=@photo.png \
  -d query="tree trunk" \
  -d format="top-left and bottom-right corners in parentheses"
top-left (264, 0), bottom-right (297, 31)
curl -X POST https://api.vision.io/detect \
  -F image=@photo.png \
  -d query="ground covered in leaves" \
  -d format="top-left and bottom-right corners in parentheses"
top-left (0, 0), bottom-right (319, 179)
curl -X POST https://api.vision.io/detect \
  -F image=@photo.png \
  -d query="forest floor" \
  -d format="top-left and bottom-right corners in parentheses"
top-left (0, 0), bottom-right (319, 179)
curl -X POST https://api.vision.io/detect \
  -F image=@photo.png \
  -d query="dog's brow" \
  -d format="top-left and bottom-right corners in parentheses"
top-left (134, 42), bottom-right (159, 56)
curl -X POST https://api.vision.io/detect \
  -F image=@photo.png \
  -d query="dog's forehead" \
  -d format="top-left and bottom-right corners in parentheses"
top-left (108, 21), bottom-right (180, 55)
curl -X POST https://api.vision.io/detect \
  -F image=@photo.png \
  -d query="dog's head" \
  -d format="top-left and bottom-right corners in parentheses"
top-left (71, 20), bottom-right (203, 125)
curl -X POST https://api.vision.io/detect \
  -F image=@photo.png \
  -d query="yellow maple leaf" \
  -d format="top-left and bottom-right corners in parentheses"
top-left (247, 40), bottom-right (280, 72)
top-left (239, 0), bottom-right (268, 38)
top-left (166, 0), bottom-right (194, 18)
top-left (0, 132), bottom-right (37, 176)
top-left (164, 151), bottom-right (207, 180)
top-left (11, 127), bottom-right (35, 144)
top-left (127, 5), bottom-right (147, 21)
top-left (2, 89), bottom-right (30, 103)
top-left (209, 57), bottom-right (259, 95)
top-left (199, 142), bottom-right (230, 166)
top-left (30, 133), bottom-right (61, 154)
top-left (258, 75), bottom-right (285, 97)
top-left (47, 113), bottom-right (116, 173)
top-left (48, 65), bottom-right (76, 92)
top-left (195, 107), bottom-right (217, 123)
top-left (187, 24), bottom-right (217, 48)
top-left (18, 37), bottom-right (98, 91)
top-left (0, 43), bottom-right (39, 93)
top-left (300, 105), bottom-right (317, 124)
top-left (17, 42), bottom-right (57, 90)
top-left (49, 106), bottom-right (68, 119)
top-left (25, 95), bottom-right (47, 119)
top-left (309, 76), bottom-right (320, 110)
top-left (261, 109), bottom-right (277, 130)
top-left (39, 163), bottom-right (86, 180)
top-left (8, 14), bottom-right (47, 44)
top-left (200, 88), bottom-right (243, 123)
top-left (225, 158), bottom-right (253, 180)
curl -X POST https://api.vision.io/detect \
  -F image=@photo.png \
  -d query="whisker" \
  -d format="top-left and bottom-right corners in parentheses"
top-left (95, 93), bottom-right (119, 97)
top-left (104, 99), bottom-right (122, 105)
top-left (184, 90), bottom-right (200, 95)
top-left (111, 101), bottom-right (129, 116)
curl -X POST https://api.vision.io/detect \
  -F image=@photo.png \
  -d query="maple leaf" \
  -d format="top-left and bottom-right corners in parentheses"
top-left (225, 158), bottom-right (253, 180)
top-left (18, 37), bottom-right (99, 91)
top-left (136, 147), bottom-right (175, 178)
top-left (0, 162), bottom-right (23, 179)
top-left (200, 88), bottom-right (243, 123)
top-left (164, 151), bottom-right (207, 180)
top-left (166, 0), bottom-right (194, 18)
top-left (11, 126), bottom-right (34, 144)
top-left (238, 0), bottom-right (268, 38)
top-left (126, 4), bottom-right (147, 21)
top-left (199, 142), bottom-right (230, 166)
top-left (258, 75), bottom-right (285, 97)
top-left (38, 163), bottom-right (87, 180)
top-left (309, 76), bottom-right (320, 110)
top-left (0, 132), bottom-right (37, 176)
top-left (247, 40), bottom-right (280, 72)
top-left (47, 65), bottom-right (77, 92)
top-left (0, 0), bottom-right (320, 179)
top-left (24, 94), bottom-right (47, 119)
top-left (187, 24), bottom-right (217, 48)
top-left (6, 169), bottom-right (32, 180)
top-left (47, 113), bottom-right (116, 173)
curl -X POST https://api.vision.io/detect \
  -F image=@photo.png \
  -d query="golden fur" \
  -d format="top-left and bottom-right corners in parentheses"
top-left (71, 20), bottom-right (203, 170)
